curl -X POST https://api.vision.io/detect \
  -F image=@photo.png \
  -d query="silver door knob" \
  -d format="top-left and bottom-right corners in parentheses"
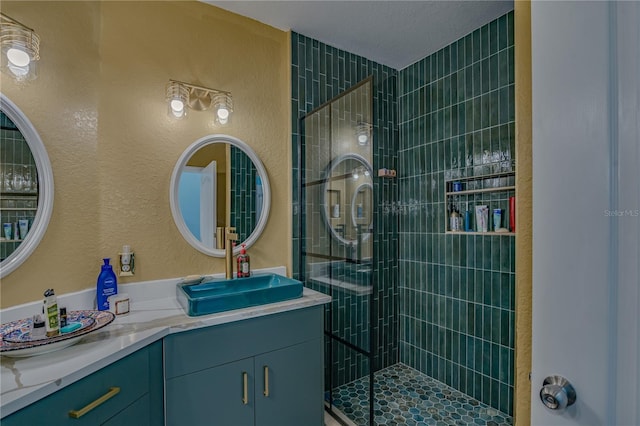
top-left (540, 375), bottom-right (576, 410)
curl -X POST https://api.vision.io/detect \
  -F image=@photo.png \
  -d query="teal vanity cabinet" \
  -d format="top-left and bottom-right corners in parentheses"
top-left (2, 341), bottom-right (164, 426)
top-left (164, 306), bottom-right (324, 426)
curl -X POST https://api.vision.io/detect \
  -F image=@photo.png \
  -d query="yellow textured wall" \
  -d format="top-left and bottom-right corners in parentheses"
top-left (514, 1), bottom-right (532, 424)
top-left (0, 1), bottom-right (291, 307)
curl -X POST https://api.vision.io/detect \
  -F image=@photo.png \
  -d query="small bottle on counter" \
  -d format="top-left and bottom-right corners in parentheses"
top-left (236, 244), bottom-right (251, 278)
top-left (97, 258), bottom-right (118, 311)
top-left (43, 289), bottom-right (60, 337)
top-left (59, 307), bottom-right (68, 328)
top-left (31, 315), bottom-right (46, 340)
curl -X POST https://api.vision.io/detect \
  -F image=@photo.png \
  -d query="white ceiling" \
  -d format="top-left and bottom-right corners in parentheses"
top-left (204, 1), bottom-right (513, 70)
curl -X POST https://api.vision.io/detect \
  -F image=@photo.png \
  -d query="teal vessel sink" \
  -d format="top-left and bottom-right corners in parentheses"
top-left (176, 273), bottom-right (304, 317)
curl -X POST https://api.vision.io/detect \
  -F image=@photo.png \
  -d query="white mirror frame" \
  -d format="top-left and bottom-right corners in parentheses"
top-left (321, 153), bottom-right (373, 246)
top-left (0, 94), bottom-right (54, 278)
top-left (169, 134), bottom-right (271, 258)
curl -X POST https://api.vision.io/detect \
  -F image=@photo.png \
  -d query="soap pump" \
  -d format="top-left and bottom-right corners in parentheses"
top-left (236, 244), bottom-right (250, 278)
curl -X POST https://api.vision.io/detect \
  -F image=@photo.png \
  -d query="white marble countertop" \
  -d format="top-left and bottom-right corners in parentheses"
top-left (0, 266), bottom-right (330, 418)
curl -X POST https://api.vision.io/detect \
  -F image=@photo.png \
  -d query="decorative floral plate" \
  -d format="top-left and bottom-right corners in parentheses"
top-left (0, 310), bottom-right (115, 358)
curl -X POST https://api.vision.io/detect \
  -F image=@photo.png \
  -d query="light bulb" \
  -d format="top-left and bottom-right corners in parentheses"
top-left (217, 106), bottom-right (229, 120)
top-left (170, 99), bottom-right (184, 112)
top-left (353, 172), bottom-right (359, 180)
top-left (364, 170), bottom-right (370, 177)
top-left (7, 48), bottom-right (30, 67)
top-left (358, 133), bottom-right (368, 145)
top-left (170, 99), bottom-right (185, 118)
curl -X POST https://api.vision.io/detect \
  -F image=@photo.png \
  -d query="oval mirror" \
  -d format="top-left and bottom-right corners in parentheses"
top-left (321, 153), bottom-right (373, 246)
top-left (170, 134), bottom-right (270, 257)
top-left (0, 94), bottom-right (54, 278)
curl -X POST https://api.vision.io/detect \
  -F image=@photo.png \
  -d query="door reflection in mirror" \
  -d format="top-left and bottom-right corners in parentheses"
top-left (170, 134), bottom-right (270, 258)
top-left (178, 162), bottom-right (217, 248)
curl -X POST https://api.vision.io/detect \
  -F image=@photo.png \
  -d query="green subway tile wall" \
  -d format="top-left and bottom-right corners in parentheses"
top-left (291, 32), bottom-right (399, 389)
top-left (229, 145), bottom-right (257, 243)
top-left (397, 11), bottom-right (515, 415)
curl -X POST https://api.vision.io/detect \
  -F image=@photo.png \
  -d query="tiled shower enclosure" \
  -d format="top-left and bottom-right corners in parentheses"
top-left (292, 10), bottom-right (515, 426)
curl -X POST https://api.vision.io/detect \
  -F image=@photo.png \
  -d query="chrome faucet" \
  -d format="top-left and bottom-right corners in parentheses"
top-left (225, 227), bottom-right (238, 279)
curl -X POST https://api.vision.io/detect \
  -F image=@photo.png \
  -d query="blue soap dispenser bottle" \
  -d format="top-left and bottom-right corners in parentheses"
top-left (97, 258), bottom-right (118, 311)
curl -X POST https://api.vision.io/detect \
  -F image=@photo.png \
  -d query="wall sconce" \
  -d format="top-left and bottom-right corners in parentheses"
top-left (0, 13), bottom-right (40, 82)
top-left (356, 122), bottom-right (372, 146)
top-left (166, 79), bottom-right (233, 126)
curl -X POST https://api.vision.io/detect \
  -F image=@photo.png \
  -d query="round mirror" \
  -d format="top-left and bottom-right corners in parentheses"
top-left (321, 153), bottom-right (373, 246)
top-left (0, 94), bottom-right (54, 278)
top-left (170, 134), bottom-right (270, 257)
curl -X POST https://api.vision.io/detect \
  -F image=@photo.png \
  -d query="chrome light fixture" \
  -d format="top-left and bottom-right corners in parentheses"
top-left (166, 79), bottom-right (233, 126)
top-left (0, 13), bottom-right (40, 82)
top-left (355, 122), bottom-right (372, 146)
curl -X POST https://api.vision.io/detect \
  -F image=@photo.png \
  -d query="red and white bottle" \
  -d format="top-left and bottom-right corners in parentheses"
top-left (236, 244), bottom-right (251, 278)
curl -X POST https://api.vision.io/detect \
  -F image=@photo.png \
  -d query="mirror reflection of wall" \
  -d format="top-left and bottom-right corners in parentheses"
top-left (171, 135), bottom-right (270, 257)
top-left (303, 78), bottom-right (373, 264)
top-left (182, 143), bottom-right (259, 245)
top-left (187, 143), bottom-right (227, 229)
top-left (229, 145), bottom-right (259, 243)
top-left (324, 154), bottom-right (373, 251)
top-left (0, 111), bottom-right (38, 261)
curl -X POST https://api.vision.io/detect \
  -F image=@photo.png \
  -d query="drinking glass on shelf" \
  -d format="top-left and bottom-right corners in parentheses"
top-left (12, 166), bottom-right (24, 192)
top-left (3, 165), bottom-right (14, 192)
top-left (22, 165), bottom-right (32, 193)
top-left (30, 165), bottom-right (38, 192)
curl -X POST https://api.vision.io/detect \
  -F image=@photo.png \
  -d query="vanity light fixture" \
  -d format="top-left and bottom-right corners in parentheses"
top-left (0, 13), bottom-right (40, 82)
top-left (352, 166), bottom-right (370, 180)
top-left (355, 122), bottom-right (372, 146)
top-left (166, 79), bottom-right (233, 126)
top-left (166, 80), bottom-right (189, 119)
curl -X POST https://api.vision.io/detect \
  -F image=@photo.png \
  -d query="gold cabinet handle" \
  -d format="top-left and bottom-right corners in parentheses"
top-left (242, 372), bottom-right (248, 405)
top-left (263, 366), bottom-right (269, 397)
top-left (68, 386), bottom-right (120, 419)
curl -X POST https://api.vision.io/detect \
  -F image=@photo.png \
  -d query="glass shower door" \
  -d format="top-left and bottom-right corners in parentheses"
top-left (298, 78), bottom-right (375, 425)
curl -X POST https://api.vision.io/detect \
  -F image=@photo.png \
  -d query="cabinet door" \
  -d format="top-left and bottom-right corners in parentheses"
top-left (254, 339), bottom-right (323, 426)
top-left (165, 358), bottom-right (254, 426)
top-left (1, 345), bottom-right (154, 426)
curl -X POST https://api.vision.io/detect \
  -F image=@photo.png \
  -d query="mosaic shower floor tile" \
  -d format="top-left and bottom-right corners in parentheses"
top-left (329, 363), bottom-right (512, 426)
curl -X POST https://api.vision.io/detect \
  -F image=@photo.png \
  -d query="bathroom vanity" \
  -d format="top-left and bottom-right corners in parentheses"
top-left (164, 307), bottom-right (322, 425)
top-left (0, 268), bottom-right (329, 426)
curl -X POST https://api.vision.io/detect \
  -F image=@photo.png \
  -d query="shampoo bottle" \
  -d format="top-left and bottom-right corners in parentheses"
top-left (97, 258), bottom-right (118, 311)
top-left (450, 205), bottom-right (461, 231)
top-left (464, 203), bottom-right (473, 232)
top-left (43, 289), bottom-right (59, 337)
top-left (236, 244), bottom-right (251, 278)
